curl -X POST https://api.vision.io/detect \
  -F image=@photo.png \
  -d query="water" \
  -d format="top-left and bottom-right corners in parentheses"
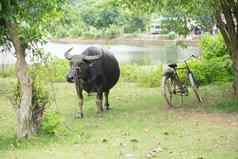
top-left (0, 42), bottom-right (199, 65)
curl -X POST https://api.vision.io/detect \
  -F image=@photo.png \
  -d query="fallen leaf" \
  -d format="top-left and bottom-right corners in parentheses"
top-left (144, 128), bottom-right (150, 133)
top-left (130, 139), bottom-right (139, 143)
top-left (102, 138), bottom-right (108, 143)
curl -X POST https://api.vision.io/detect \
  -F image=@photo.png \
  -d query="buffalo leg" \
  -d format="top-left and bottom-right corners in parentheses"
top-left (76, 88), bottom-right (84, 118)
top-left (96, 92), bottom-right (103, 113)
top-left (104, 90), bottom-right (110, 110)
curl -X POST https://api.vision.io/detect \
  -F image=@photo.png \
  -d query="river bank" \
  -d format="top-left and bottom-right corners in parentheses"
top-left (0, 34), bottom-right (200, 65)
top-left (50, 34), bottom-right (200, 47)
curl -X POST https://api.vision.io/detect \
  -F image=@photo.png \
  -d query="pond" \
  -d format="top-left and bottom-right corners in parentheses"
top-left (44, 42), bottom-right (200, 65)
top-left (0, 41), bottom-right (200, 65)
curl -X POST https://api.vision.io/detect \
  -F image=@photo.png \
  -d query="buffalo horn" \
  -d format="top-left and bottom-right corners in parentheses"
top-left (64, 47), bottom-right (74, 60)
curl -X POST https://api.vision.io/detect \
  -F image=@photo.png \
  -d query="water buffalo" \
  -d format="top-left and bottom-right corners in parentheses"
top-left (64, 46), bottom-right (120, 118)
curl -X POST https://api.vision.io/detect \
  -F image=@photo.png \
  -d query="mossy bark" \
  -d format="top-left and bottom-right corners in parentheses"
top-left (7, 22), bottom-right (33, 139)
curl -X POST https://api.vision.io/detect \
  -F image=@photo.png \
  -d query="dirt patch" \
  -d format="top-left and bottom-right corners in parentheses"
top-left (175, 110), bottom-right (238, 128)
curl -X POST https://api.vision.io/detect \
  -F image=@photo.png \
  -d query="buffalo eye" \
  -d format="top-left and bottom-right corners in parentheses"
top-left (89, 63), bottom-right (94, 67)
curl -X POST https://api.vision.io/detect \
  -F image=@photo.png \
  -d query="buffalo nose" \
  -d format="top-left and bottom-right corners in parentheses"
top-left (66, 76), bottom-right (74, 83)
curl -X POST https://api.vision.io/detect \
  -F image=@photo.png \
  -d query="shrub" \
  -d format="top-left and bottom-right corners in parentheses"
top-left (123, 17), bottom-right (146, 33)
top-left (103, 24), bottom-right (123, 39)
top-left (0, 65), bottom-right (15, 78)
top-left (197, 33), bottom-right (233, 84)
top-left (136, 65), bottom-right (162, 87)
top-left (13, 64), bottom-right (51, 131)
top-left (48, 59), bottom-right (69, 82)
top-left (177, 34), bottom-right (233, 85)
top-left (200, 33), bottom-right (231, 60)
top-left (178, 58), bottom-right (233, 86)
top-left (31, 66), bottom-right (50, 131)
top-left (81, 26), bottom-right (104, 39)
top-left (120, 64), bottom-right (140, 82)
top-left (120, 64), bottom-right (163, 87)
top-left (167, 31), bottom-right (177, 40)
top-left (41, 112), bottom-right (62, 135)
top-left (47, 60), bottom-right (164, 87)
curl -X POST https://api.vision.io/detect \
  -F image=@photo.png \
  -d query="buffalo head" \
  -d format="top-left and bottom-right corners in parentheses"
top-left (64, 47), bottom-right (103, 83)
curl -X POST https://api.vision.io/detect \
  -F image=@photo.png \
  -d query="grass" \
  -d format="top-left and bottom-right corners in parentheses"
top-left (0, 78), bottom-right (238, 159)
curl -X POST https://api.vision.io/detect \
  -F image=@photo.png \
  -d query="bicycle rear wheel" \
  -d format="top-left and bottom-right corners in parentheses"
top-left (161, 76), bottom-right (182, 108)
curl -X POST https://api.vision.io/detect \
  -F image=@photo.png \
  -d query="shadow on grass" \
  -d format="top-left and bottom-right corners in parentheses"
top-left (0, 136), bottom-right (17, 151)
top-left (207, 99), bottom-right (238, 113)
top-left (0, 133), bottom-right (60, 151)
top-left (164, 83), bottom-right (238, 114)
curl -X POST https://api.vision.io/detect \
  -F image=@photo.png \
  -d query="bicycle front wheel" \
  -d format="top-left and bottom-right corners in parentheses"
top-left (188, 73), bottom-right (202, 103)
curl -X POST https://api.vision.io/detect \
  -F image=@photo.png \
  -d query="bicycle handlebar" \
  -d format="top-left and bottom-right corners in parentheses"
top-left (167, 54), bottom-right (200, 70)
top-left (184, 54), bottom-right (199, 63)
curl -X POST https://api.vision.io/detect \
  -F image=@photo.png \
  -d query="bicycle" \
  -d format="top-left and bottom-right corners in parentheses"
top-left (161, 55), bottom-right (202, 108)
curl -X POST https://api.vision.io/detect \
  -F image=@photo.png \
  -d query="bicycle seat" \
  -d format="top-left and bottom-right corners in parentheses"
top-left (168, 64), bottom-right (177, 68)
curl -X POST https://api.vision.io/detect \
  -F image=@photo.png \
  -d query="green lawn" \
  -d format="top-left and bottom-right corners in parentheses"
top-left (0, 78), bottom-right (238, 159)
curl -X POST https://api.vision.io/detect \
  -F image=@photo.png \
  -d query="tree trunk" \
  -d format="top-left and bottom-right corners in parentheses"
top-left (15, 50), bottom-right (33, 139)
top-left (215, 6), bottom-right (238, 97)
top-left (232, 47), bottom-right (238, 97)
top-left (7, 22), bottom-right (33, 139)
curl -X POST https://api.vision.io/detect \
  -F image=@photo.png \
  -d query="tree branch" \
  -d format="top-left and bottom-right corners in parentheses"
top-left (227, 0), bottom-right (238, 21)
top-left (215, 11), bottom-right (232, 49)
top-left (220, 0), bottom-right (236, 38)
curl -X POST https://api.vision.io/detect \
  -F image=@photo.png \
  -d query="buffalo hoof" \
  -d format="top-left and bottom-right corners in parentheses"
top-left (105, 107), bottom-right (111, 111)
top-left (104, 104), bottom-right (110, 111)
top-left (75, 112), bottom-right (84, 119)
top-left (165, 105), bottom-right (172, 112)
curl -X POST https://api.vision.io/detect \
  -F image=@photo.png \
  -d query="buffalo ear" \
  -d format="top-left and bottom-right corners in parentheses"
top-left (82, 59), bottom-right (90, 64)
top-left (64, 47), bottom-right (74, 60)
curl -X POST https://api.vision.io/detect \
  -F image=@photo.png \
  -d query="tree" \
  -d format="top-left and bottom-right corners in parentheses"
top-left (118, 0), bottom-right (238, 97)
top-left (0, 0), bottom-right (64, 139)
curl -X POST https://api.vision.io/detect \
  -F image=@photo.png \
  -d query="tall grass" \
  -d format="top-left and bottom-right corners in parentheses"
top-left (0, 64), bottom-right (15, 78)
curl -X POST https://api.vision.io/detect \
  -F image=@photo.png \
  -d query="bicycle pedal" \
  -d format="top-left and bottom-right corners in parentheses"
top-left (182, 93), bottom-right (189, 96)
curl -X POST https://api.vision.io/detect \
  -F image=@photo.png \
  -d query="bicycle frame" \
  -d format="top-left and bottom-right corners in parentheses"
top-left (167, 55), bottom-right (197, 96)
top-left (162, 55), bottom-right (202, 107)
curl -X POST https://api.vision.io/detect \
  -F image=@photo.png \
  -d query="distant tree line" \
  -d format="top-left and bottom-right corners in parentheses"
top-left (48, 0), bottom-right (149, 38)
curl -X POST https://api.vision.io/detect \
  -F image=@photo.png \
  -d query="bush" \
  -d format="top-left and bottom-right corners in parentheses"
top-left (13, 64), bottom-right (51, 131)
top-left (81, 26), bottom-right (103, 39)
top-left (120, 64), bottom-right (140, 82)
top-left (178, 58), bottom-right (233, 86)
top-left (103, 24), bottom-right (123, 38)
top-left (46, 59), bottom-right (164, 88)
top-left (138, 65), bottom-right (163, 87)
top-left (198, 33), bottom-right (233, 84)
top-left (81, 25), bottom-right (124, 39)
top-left (0, 65), bottom-right (15, 78)
top-left (123, 16), bottom-right (146, 33)
top-left (120, 64), bottom-right (163, 87)
top-left (200, 33), bottom-right (231, 60)
top-left (31, 65), bottom-right (50, 131)
top-left (30, 65), bottom-right (50, 108)
top-left (48, 59), bottom-right (69, 82)
top-left (41, 112), bottom-right (62, 135)
top-left (177, 33), bottom-right (233, 85)
top-left (167, 31), bottom-right (177, 40)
